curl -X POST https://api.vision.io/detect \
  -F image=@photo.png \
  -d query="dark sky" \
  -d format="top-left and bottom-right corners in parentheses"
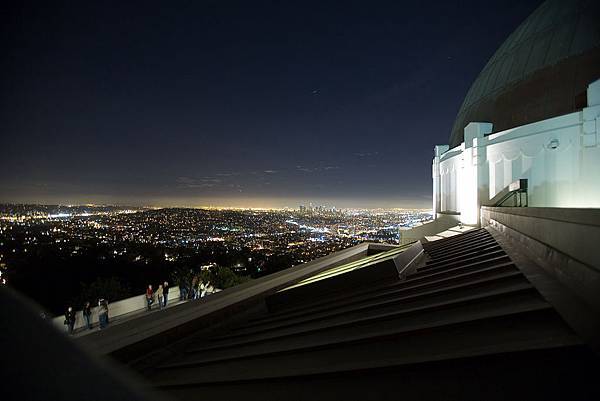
top-left (0, 0), bottom-right (541, 209)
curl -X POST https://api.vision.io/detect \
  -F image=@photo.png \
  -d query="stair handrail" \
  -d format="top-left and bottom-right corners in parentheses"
top-left (486, 179), bottom-right (528, 207)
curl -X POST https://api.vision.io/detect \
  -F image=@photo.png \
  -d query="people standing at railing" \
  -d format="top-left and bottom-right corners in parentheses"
top-left (98, 299), bottom-right (109, 329)
top-left (204, 281), bottom-right (214, 297)
top-left (163, 281), bottom-right (169, 307)
top-left (178, 279), bottom-right (188, 301)
top-left (146, 285), bottom-right (154, 311)
top-left (82, 301), bottom-right (92, 330)
top-left (179, 283), bottom-right (188, 301)
top-left (156, 284), bottom-right (164, 309)
top-left (64, 306), bottom-right (76, 334)
top-left (54, 284), bottom-right (227, 336)
top-left (200, 281), bottom-right (214, 298)
top-left (191, 276), bottom-right (198, 299)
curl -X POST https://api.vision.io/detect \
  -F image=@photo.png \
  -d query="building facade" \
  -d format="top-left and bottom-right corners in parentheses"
top-left (433, 0), bottom-right (600, 225)
top-left (433, 79), bottom-right (600, 225)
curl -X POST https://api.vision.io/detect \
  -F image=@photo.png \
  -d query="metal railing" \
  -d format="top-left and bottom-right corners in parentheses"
top-left (488, 179), bottom-right (528, 207)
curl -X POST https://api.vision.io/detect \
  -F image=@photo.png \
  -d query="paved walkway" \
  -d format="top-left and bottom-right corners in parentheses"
top-left (423, 225), bottom-right (476, 242)
top-left (70, 298), bottom-right (192, 338)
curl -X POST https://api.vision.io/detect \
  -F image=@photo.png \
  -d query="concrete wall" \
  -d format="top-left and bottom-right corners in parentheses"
top-left (481, 207), bottom-right (600, 270)
top-left (52, 286), bottom-right (181, 331)
top-left (480, 206), bottom-right (600, 315)
top-left (433, 79), bottom-right (600, 225)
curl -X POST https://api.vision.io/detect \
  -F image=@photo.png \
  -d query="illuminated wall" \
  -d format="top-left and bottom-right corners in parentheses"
top-left (433, 79), bottom-right (600, 225)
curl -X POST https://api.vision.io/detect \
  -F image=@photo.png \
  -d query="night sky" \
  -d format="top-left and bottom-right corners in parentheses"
top-left (1, 1), bottom-right (541, 209)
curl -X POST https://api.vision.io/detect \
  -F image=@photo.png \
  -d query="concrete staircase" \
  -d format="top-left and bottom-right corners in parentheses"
top-left (142, 228), bottom-right (599, 400)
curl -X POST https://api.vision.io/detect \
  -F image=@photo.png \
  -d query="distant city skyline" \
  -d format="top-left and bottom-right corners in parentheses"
top-left (1, 1), bottom-right (541, 208)
top-left (0, 195), bottom-right (432, 210)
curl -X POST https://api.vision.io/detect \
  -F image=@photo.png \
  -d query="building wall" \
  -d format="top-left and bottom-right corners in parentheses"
top-left (433, 79), bottom-right (600, 225)
top-left (438, 147), bottom-right (462, 213)
top-left (486, 111), bottom-right (594, 207)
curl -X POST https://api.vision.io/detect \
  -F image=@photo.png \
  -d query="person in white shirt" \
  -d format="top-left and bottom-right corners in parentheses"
top-left (201, 281), bottom-right (209, 298)
top-left (198, 281), bottom-right (205, 298)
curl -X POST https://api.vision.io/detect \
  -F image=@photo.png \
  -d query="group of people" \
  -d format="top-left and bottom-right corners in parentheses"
top-left (180, 276), bottom-right (215, 301)
top-left (62, 277), bottom-right (215, 334)
top-left (145, 281), bottom-right (170, 311)
top-left (63, 298), bottom-right (109, 334)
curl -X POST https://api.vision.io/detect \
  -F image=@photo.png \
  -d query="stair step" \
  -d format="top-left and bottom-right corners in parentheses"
top-left (418, 252), bottom-right (510, 279)
top-left (423, 232), bottom-right (491, 254)
top-left (425, 239), bottom-right (500, 260)
top-left (422, 247), bottom-right (505, 271)
top-left (231, 261), bottom-right (517, 331)
top-left (184, 283), bottom-right (539, 355)
top-left (156, 343), bottom-right (590, 401)
top-left (210, 270), bottom-right (527, 341)
top-left (158, 299), bottom-right (552, 378)
top-left (422, 229), bottom-right (488, 251)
